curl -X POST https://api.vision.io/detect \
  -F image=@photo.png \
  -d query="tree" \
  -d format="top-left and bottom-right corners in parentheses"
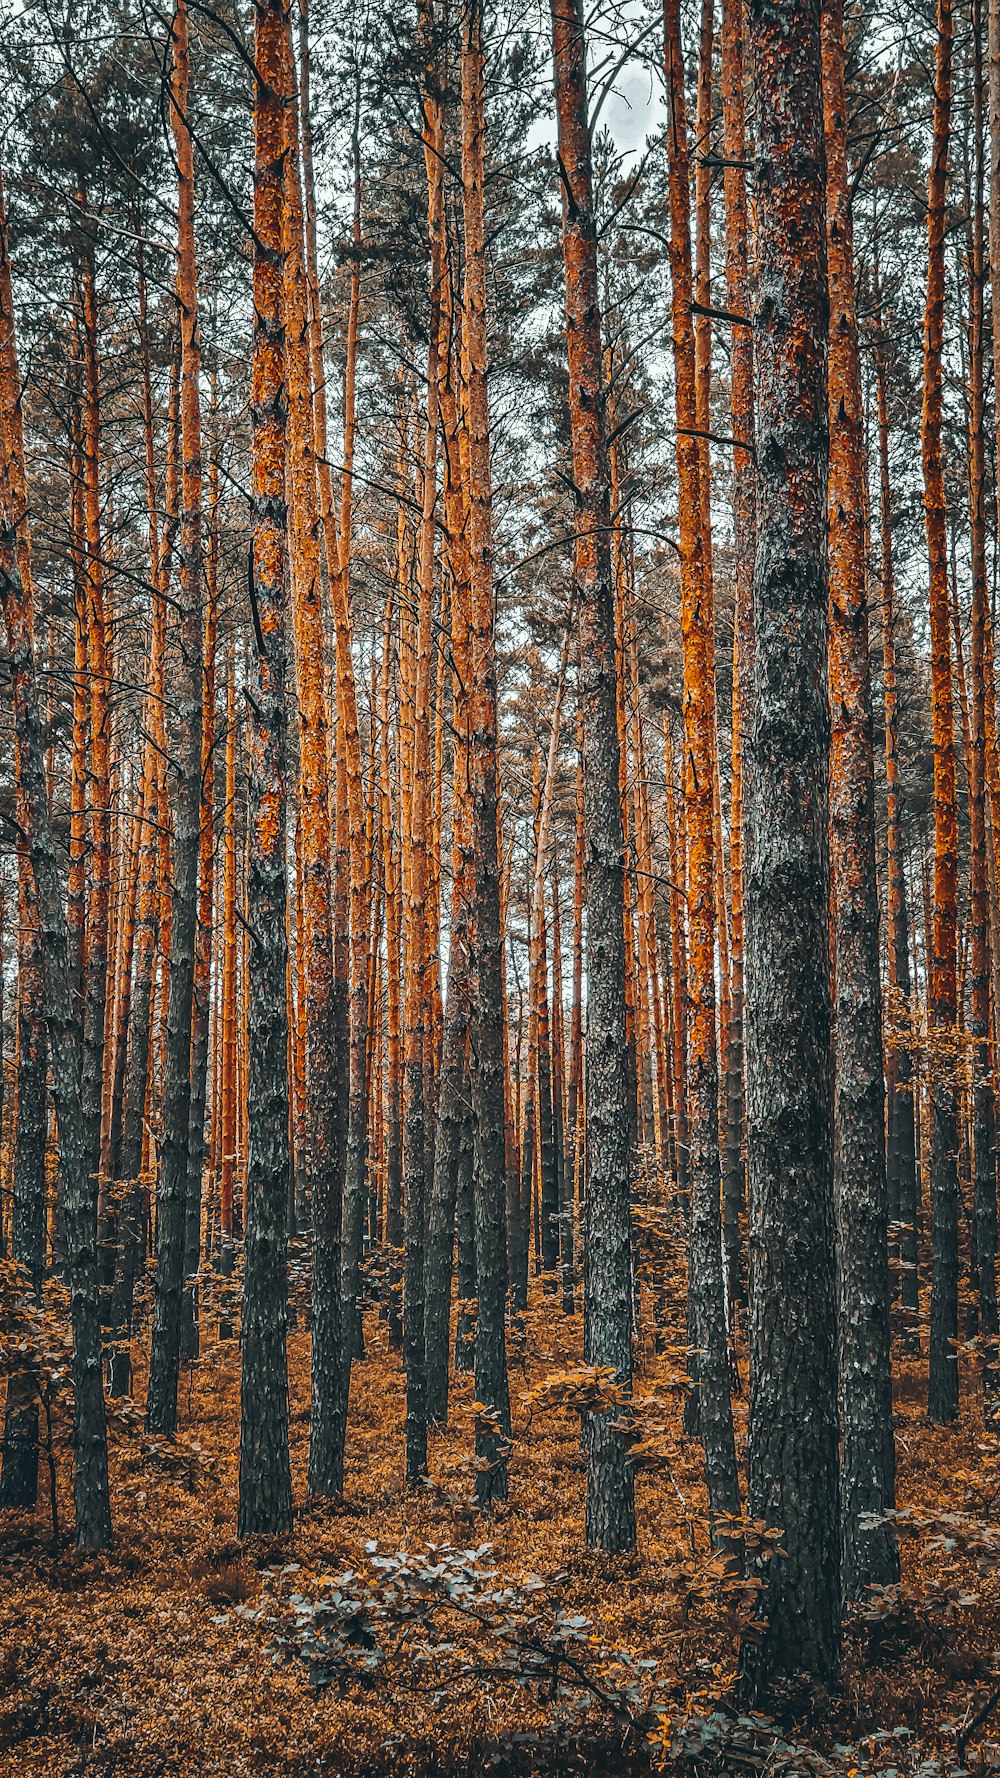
top-left (821, 0), bottom-right (897, 1595)
top-left (740, 0), bottom-right (840, 1693)
top-left (922, 0), bottom-right (959, 1427)
top-left (0, 157), bottom-right (112, 1552)
top-left (462, 0), bottom-right (513, 1503)
top-left (551, 0), bottom-right (635, 1555)
top-left (147, 0), bottom-right (207, 1437)
top-left (238, 0), bottom-right (294, 1540)
top-left (662, 0), bottom-right (739, 1535)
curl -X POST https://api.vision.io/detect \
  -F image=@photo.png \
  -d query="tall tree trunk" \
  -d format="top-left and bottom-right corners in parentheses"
top-left (821, 0), bottom-right (897, 1596)
top-left (218, 634), bottom-right (239, 1264)
top-left (110, 250), bottom-right (169, 1390)
top-left (740, 0), bottom-right (840, 1695)
top-left (336, 64), bottom-right (373, 1372)
top-left (0, 159), bottom-right (111, 1550)
top-left (721, 0), bottom-right (754, 1316)
top-left (1, 851), bottom-right (46, 1509)
top-left (77, 257), bottom-right (111, 1224)
top-left (967, 0), bottom-right (998, 1366)
top-left (463, 0), bottom-right (512, 1503)
top-left (0, 225), bottom-right (47, 1503)
top-left (552, 0), bottom-right (635, 1554)
top-left (280, 28), bottom-right (346, 1497)
top-left (550, 865), bottom-right (575, 1313)
top-left (148, 0), bottom-right (206, 1435)
top-left (923, 0), bottom-right (959, 1426)
top-left (664, 715), bottom-right (690, 1217)
top-left (380, 575), bottom-right (403, 1346)
top-left (401, 0), bottom-right (445, 1487)
top-left (873, 285), bottom-right (920, 1349)
top-left (239, 0), bottom-right (294, 1539)
top-left (424, 367), bottom-right (474, 1420)
top-left (663, 0), bottom-right (740, 1532)
top-left (182, 409), bottom-right (219, 1360)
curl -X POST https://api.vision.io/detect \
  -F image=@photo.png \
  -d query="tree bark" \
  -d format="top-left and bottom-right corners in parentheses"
top-left (740, 0), bottom-right (840, 1694)
top-left (663, 0), bottom-right (740, 1533)
top-left (552, 0), bottom-right (635, 1554)
top-left (922, 0), bottom-right (959, 1426)
top-left (966, 0), bottom-right (998, 1367)
top-left (148, 0), bottom-right (206, 1436)
top-left (821, 0), bottom-right (897, 1596)
top-left (463, 0), bottom-right (512, 1504)
top-left (238, 0), bottom-right (294, 1540)
top-left (0, 158), bottom-right (111, 1551)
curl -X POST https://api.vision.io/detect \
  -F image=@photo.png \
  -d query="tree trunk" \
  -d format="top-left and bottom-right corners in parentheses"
top-left (872, 282), bottom-right (920, 1352)
top-left (147, 0), bottom-right (206, 1436)
top-left (821, 0), bottom-right (897, 1596)
top-left (463, 0), bottom-right (512, 1504)
top-left (238, 0), bottom-right (295, 1539)
top-left (966, 0), bottom-right (998, 1367)
top-left (922, 0), bottom-right (959, 1426)
top-left (721, 0), bottom-right (754, 1316)
top-left (663, 0), bottom-right (740, 1533)
top-left (280, 27), bottom-right (347, 1496)
top-left (0, 158), bottom-right (111, 1551)
top-left (740, 0), bottom-right (840, 1694)
top-left (552, 0), bottom-right (635, 1554)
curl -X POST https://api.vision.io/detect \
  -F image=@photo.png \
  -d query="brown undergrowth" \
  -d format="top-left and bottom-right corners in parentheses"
top-left (2, 1270), bottom-right (1000, 1778)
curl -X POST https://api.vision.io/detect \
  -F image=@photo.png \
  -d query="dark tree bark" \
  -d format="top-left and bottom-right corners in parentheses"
top-left (740, 0), bottom-right (840, 1694)
top-left (0, 853), bottom-right (47, 1509)
top-left (454, 1093), bottom-right (478, 1374)
top-left (821, 0), bottom-right (897, 1597)
top-left (966, 0), bottom-right (998, 1367)
top-left (462, 0), bottom-right (512, 1504)
top-left (922, 0), bottom-right (960, 1426)
top-left (873, 279), bottom-right (920, 1351)
top-left (147, 0), bottom-right (206, 1437)
top-left (424, 930), bottom-right (470, 1424)
top-left (551, 0), bottom-right (635, 1555)
top-left (77, 257), bottom-right (112, 1237)
top-left (238, 0), bottom-right (294, 1541)
top-left (1, 158), bottom-right (111, 1550)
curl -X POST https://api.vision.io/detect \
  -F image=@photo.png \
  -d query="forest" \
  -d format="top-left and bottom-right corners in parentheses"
top-left (1, 0), bottom-right (998, 1769)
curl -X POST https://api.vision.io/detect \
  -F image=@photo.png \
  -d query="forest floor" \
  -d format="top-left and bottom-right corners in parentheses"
top-left (2, 1266), bottom-right (1000, 1778)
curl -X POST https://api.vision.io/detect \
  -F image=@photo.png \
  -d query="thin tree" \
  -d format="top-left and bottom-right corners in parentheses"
top-left (966, 0), bottom-right (997, 1361)
top-left (281, 19), bottom-right (346, 1499)
top-left (872, 270), bottom-right (920, 1349)
top-left (720, 0), bottom-right (754, 1317)
top-left (551, 0), bottom-right (635, 1554)
top-left (821, 0), bottom-right (897, 1594)
top-left (238, 0), bottom-right (295, 1539)
top-left (662, 0), bottom-right (740, 1534)
top-left (0, 161), bottom-right (46, 1510)
top-left (922, 0), bottom-right (959, 1426)
top-left (462, 0), bottom-right (512, 1500)
top-left (148, 0), bottom-right (207, 1435)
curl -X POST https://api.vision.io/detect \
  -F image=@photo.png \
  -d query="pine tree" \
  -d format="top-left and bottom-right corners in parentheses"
top-left (741, 0), bottom-right (840, 1694)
